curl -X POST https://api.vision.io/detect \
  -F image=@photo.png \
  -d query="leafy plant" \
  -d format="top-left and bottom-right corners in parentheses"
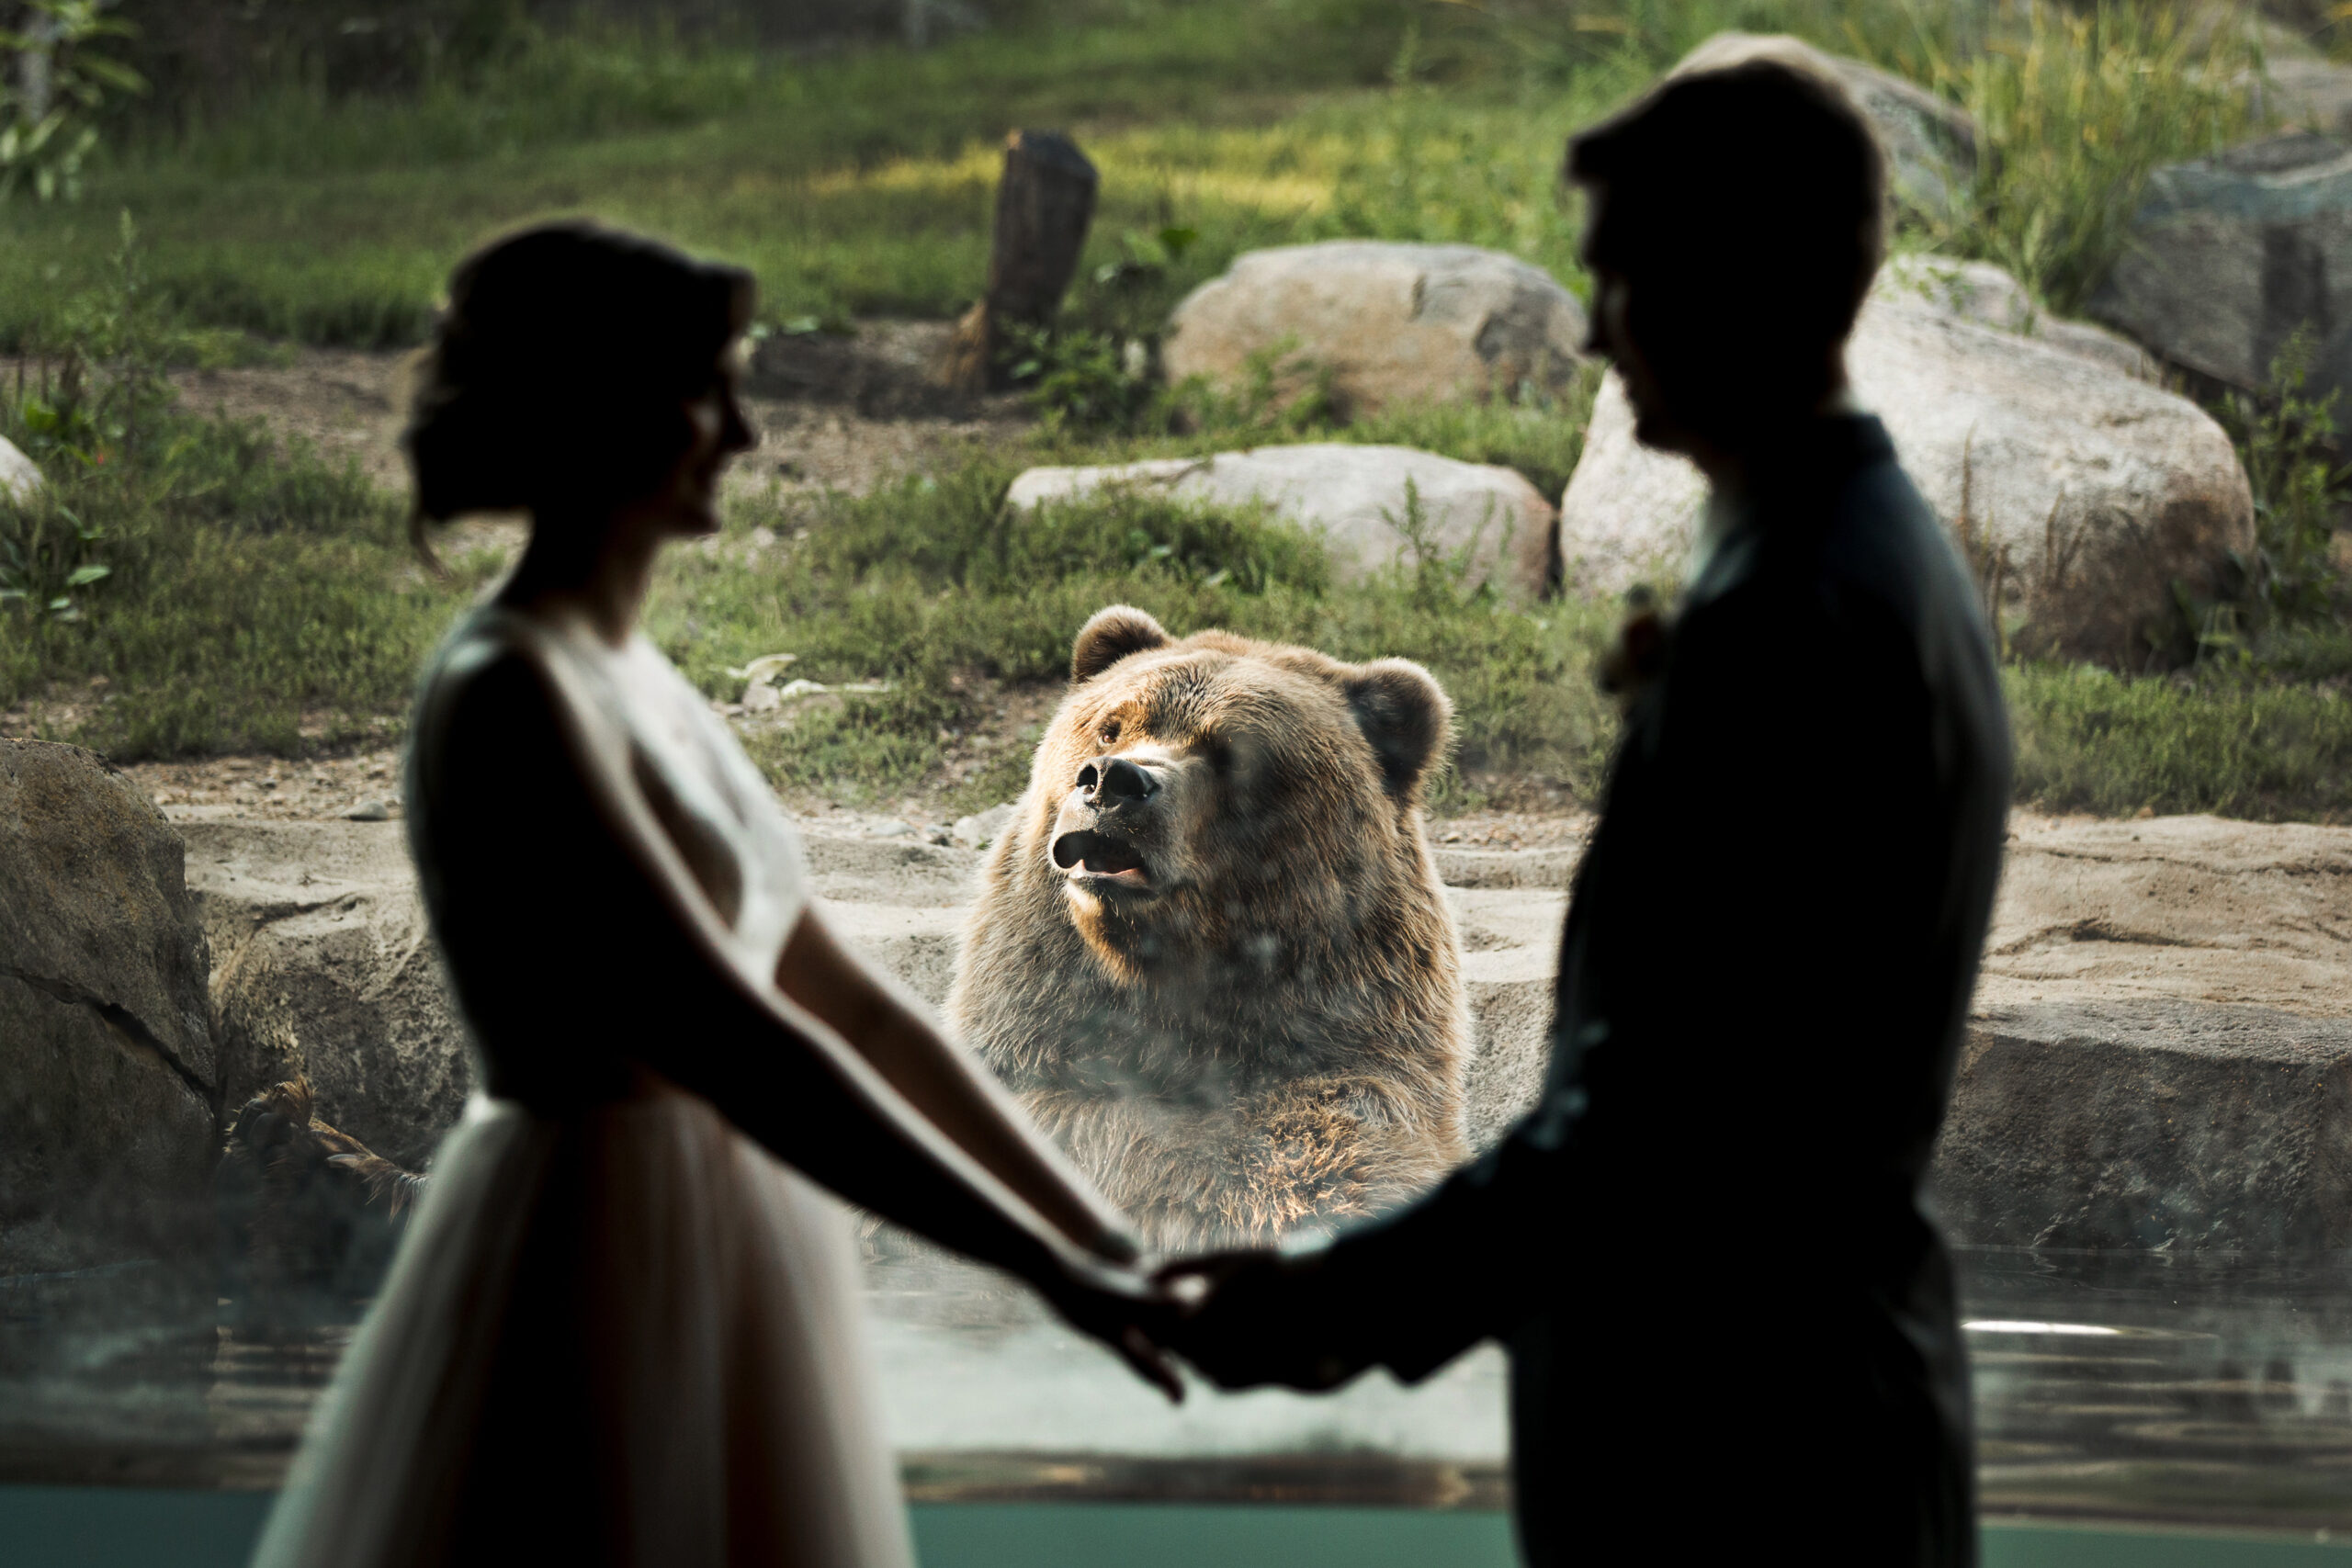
top-left (2217, 326), bottom-right (2349, 634)
top-left (0, 1), bottom-right (144, 202)
top-left (15, 209), bottom-right (176, 468)
top-left (1932, 1), bottom-right (2256, 313)
top-left (0, 494), bottom-right (107, 618)
top-left (1003, 321), bottom-right (1158, 432)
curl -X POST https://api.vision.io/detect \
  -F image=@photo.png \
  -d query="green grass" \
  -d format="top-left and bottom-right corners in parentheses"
top-left (2008, 662), bottom-right (2352, 821)
top-left (0, 0), bottom-right (2256, 349)
top-left (0, 410), bottom-right (473, 757)
top-left (0, 0), bottom-right (1498, 349)
top-left (2, 0), bottom-right (2347, 822)
top-left (650, 457), bottom-right (1621, 812)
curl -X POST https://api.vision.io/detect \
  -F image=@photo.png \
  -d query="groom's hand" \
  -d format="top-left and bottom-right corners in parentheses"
top-left (1158, 1249), bottom-right (1359, 1392)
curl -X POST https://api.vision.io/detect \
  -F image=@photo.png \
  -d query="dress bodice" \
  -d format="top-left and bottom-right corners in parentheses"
top-left (406, 605), bottom-right (811, 1100)
top-left (559, 623), bottom-right (810, 965)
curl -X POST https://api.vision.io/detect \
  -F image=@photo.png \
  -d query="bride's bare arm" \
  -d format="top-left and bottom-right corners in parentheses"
top-left (775, 914), bottom-right (1140, 1263)
top-left (416, 638), bottom-right (1132, 1297)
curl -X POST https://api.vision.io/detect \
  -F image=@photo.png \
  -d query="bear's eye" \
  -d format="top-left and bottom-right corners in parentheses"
top-left (1100, 717), bottom-right (1123, 746)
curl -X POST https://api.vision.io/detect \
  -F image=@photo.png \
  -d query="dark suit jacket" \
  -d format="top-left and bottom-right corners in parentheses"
top-left (1308, 414), bottom-right (2009, 1566)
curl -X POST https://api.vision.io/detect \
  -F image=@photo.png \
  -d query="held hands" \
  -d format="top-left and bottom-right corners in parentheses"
top-left (1153, 1248), bottom-right (1361, 1393)
top-left (1039, 1234), bottom-right (1363, 1401)
top-left (1037, 1244), bottom-right (1189, 1403)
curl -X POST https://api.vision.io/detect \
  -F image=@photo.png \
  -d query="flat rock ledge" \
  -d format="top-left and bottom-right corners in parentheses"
top-left (142, 811), bottom-right (2352, 1254)
top-left (1933, 1000), bottom-right (2352, 1252)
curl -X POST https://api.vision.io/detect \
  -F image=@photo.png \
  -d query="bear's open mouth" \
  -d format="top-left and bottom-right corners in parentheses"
top-left (1051, 829), bottom-right (1152, 890)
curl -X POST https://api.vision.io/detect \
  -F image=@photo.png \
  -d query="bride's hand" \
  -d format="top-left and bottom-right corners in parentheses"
top-left (1080, 1218), bottom-right (1145, 1267)
top-left (1038, 1247), bottom-right (1186, 1404)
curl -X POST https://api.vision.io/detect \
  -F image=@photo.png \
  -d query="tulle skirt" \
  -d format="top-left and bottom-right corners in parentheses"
top-left (250, 1084), bottom-right (914, 1568)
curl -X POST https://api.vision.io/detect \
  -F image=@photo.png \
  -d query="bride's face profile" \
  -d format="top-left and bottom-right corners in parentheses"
top-left (639, 349), bottom-right (754, 538)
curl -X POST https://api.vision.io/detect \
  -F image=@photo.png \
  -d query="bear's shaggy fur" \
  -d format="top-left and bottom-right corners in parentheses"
top-left (949, 606), bottom-right (1471, 1247)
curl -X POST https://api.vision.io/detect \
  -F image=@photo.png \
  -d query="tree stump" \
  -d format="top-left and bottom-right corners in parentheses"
top-left (940, 129), bottom-right (1099, 394)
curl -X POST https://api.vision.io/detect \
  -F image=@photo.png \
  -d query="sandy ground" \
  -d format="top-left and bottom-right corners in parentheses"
top-left (159, 321), bottom-right (1032, 500)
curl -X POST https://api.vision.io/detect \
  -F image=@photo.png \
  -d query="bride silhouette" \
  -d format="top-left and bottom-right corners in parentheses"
top-left (251, 220), bottom-right (1177, 1568)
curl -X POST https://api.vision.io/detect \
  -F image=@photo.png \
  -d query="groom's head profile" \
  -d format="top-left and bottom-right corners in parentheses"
top-left (1566, 41), bottom-right (1887, 461)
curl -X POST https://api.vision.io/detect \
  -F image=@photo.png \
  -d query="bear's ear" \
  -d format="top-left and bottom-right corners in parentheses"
top-left (1071, 605), bottom-right (1171, 683)
top-left (1342, 660), bottom-right (1453, 797)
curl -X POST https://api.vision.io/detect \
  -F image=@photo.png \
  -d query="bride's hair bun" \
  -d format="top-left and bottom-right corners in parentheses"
top-left (402, 220), bottom-right (755, 558)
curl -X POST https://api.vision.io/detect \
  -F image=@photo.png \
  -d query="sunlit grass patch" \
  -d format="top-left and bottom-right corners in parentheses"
top-left (2007, 661), bottom-right (2352, 821)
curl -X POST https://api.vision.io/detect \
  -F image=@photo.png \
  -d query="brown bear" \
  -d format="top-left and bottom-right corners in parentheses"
top-left (948, 605), bottom-right (1471, 1248)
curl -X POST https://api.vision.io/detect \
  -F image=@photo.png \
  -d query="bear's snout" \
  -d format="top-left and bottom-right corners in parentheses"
top-left (1079, 754), bottom-right (1160, 805)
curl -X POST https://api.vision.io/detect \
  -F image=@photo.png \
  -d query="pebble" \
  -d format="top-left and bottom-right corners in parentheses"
top-left (345, 800), bottom-right (392, 822)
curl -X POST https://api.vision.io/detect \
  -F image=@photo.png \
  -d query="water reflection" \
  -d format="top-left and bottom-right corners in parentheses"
top-left (1964, 1247), bottom-right (2352, 1532)
top-left (16, 1239), bottom-right (2352, 1525)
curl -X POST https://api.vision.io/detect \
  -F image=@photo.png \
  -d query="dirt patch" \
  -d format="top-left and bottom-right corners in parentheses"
top-left (138, 320), bottom-right (1035, 502)
top-left (132, 747), bottom-right (406, 824)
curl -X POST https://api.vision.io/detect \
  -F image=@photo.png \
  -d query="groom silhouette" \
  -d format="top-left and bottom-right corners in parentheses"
top-left (1166, 43), bottom-right (2010, 1568)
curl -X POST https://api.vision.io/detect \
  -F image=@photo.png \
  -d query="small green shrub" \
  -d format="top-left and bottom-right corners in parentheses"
top-left (2216, 327), bottom-right (2349, 635)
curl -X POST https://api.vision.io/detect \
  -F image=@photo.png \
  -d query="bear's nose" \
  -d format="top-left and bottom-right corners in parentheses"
top-left (1081, 755), bottom-right (1158, 804)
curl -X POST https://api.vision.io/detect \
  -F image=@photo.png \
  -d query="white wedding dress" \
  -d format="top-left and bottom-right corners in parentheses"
top-left (250, 610), bottom-right (912, 1568)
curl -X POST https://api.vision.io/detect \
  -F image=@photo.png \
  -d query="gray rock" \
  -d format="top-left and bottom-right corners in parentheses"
top-left (187, 821), bottom-right (470, 1172)
top-left (1931, 1000), bottom-right (2352, 1251)
top-left (0, 434), bottom-right (41, 506)
top-left (2245, 53), bottom-right (2352, 141)
top-left (951, 803), bottom-right (1015, 852)
top-left (343, 799), bottom-right (391, 823)
top-left (1008, 444), bottom-right (1560, 603)
top-left (1677, 33), bottom-right (1978, 221)
top-left (1882, 254), bottom-right (2156, 381)
top-left (0, 741), bottom-right (215, 1273)
top-left (1162, 241), bottom-right (1586, 416)
top-left (1560, 256), bottom-right (2253, 666)
top-left (2090, 132), bottom-right (2352, 406)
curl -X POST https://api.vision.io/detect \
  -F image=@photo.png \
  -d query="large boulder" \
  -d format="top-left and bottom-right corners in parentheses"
top-left (189, 821), bottom-right (471, 1172)
top-left (1007, 444), bottom-right (1560, 601)
top-left (1558, 255), bottom-right (2253, 666)
top-left (0, 740), bottom-right (216, 1274)
top-left (2090, 131), bottom-right (2352, 408)
top-left (1162, 242), bottom-right (1586, 416)
top-left (1676, 33), bottom-right (1978, 222)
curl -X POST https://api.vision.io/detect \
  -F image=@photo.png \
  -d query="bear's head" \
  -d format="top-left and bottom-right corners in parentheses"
top-left (1017, 604), bottom-right (1453, 985)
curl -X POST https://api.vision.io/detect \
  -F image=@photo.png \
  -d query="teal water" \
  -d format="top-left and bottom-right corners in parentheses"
top-left (4, 1490), bottom-right (2351, 1568)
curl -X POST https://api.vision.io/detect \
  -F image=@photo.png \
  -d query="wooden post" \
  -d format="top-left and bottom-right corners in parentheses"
top-left (941, 129), bottom-right (1099, 393)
